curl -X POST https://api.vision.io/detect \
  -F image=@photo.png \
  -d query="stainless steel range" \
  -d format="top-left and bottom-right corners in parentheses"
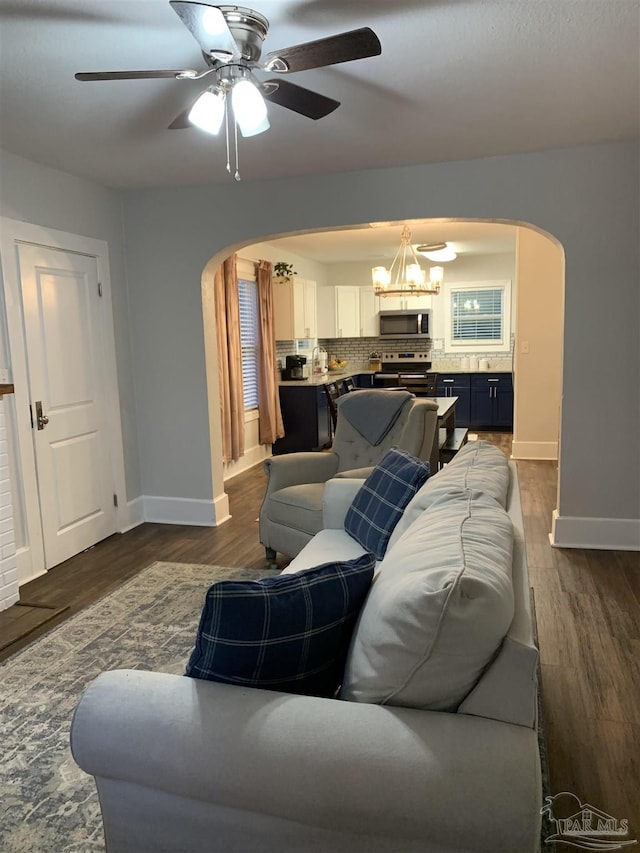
top-left (374, 351), bottom-right (432, 387)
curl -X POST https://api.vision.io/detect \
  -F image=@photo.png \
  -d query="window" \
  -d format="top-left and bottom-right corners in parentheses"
top-left (445, 281), bottom-right (511, 352)
top-left (238, 278), bottom-right (259, 409)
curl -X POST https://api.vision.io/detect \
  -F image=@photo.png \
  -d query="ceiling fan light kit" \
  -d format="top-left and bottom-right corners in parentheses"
top-left (74, 1), bottom-right (381, 181)
top-left (372, 227), bottom-right (445, 297)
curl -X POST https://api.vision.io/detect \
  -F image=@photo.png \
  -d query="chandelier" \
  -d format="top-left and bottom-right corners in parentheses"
top-left (372, 227), bottom-right (444, 297)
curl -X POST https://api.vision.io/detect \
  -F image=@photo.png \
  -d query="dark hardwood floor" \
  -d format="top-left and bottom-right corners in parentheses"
top-left (1, 433), bottom-right (638, 842)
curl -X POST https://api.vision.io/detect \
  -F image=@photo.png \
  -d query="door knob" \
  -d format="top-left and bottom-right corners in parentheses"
top-left (35, 400), bottom-right (49, 430)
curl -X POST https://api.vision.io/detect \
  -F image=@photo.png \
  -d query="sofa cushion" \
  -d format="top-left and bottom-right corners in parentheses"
top-left (387, 440), bottom-right (509, 552)
top-left (282, 529), bottom-right (369, 575)
top-left (341, 487), bottom-right (514, 711)
top-left (344, 447), bottom-right (431, 560)
top-left (185, 553), bottom-right (375, 697)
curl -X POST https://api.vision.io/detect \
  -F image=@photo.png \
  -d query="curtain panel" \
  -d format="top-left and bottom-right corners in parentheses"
top-left (214, 255), bottom-right (245, 462)
top-left (256, 260), bottom-right (284, 444)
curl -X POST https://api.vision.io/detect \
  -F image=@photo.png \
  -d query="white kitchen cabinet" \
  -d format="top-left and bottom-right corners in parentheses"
top-left (273, 277), bottom-right (317, 340)
top-left (359, 287), bottom-right (379, 337)
top-left (377, 294), bottom-right (432, 311)
top-left (317, 286), bottom-right (360, 338)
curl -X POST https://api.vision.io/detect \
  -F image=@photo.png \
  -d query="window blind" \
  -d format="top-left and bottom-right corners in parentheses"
top-left (451, 287), bottom-right (503, 343)
top-left (238, 278), bottom-right (259, 409)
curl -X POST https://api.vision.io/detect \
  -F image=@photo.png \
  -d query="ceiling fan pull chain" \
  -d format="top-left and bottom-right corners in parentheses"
top-left (234, 113), bottom-right (241, 181)
top-left (224, 97), bottom-right (231, 175)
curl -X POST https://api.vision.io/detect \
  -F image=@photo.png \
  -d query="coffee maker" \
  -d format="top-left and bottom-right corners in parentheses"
top-left (281, 354), bottom-right (307, 381)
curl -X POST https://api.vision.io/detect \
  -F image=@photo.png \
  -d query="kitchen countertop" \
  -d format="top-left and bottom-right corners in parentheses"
top-left (278, 364), bottom-right (512, 387)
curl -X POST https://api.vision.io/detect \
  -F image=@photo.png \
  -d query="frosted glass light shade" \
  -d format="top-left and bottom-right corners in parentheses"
top-left (372, 266), bottom-right (390, 287)
top-left (429, 266), bottom-right (444, 289)
top-left (232, 79), bottom-right (270, 137)
top-left (188, 90), bottom-right (225, 135)
top-left (406, 264), bottom-right (425, 286)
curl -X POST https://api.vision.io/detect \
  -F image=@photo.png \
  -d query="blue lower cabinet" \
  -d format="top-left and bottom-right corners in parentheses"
top-left (436, 374), bottom-right (471, 427)
top-left (273, 385), bottom-right (331, 454)
top-left (469, 373), bottom-right (513, 430)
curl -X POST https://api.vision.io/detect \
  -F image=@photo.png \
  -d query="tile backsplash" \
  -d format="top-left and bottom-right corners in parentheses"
top-left (276, 336), bottom-right (514, 372)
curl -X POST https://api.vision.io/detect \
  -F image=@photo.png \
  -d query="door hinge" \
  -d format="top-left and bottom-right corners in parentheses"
top-left (98, 282), bottom-right (103, 298)
top-left (113, 493), bottom-right (118, 508)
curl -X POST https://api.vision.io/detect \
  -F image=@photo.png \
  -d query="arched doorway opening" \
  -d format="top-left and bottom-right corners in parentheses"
top-left (201, 217), bottom-right (565, 532)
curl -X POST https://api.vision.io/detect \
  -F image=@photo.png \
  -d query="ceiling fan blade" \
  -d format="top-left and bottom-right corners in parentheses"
top-left (75, 70), bottom-right (197, 81)
top-left (265, 27), bottom-right (381, 73)
top-left (262, 79), bottom-right (339, 120)
top-left (168, 105), bottom-right (196, 129)
top-left (170, 1), bottom-right (240, 61)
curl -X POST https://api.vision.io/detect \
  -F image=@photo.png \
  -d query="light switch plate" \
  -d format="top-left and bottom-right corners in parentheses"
top-left (0, 368), bottom-right (10, 383)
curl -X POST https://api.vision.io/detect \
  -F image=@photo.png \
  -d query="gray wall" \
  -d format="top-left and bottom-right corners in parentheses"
top-left (0, 149), bottom-right (141, 499)
top-left (122, 140), bottom-right (639, 523)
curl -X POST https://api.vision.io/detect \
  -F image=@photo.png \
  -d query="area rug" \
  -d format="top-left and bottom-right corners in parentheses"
top-left (0, 561), bottom-right (273, 853)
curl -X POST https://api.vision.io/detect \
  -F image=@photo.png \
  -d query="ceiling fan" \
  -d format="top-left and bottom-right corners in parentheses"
top-left (75, 2), bottom-right (382, 179)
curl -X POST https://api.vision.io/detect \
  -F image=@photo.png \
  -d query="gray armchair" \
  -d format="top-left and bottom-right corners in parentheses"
top-left (260, 390), bottom-right (438, 562)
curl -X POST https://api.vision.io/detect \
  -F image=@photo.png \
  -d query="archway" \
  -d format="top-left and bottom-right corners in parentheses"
top-left (201, 218), bottom-right (565, 532)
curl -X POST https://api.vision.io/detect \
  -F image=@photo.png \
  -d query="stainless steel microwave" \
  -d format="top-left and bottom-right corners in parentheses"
top-left (379, 310), bottom-right (431, 338)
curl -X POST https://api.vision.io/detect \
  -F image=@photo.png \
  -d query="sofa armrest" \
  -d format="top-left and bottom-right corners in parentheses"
top-left (71, 670), bottom-right (541, 853)
top-left (322, 478), bottom-right (365, 529)
top-left (263, 452), bottom-right (340, 495)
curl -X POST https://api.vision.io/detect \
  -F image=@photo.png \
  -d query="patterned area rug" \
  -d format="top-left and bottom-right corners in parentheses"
top-left (0, 561), bottom-right (273, 853)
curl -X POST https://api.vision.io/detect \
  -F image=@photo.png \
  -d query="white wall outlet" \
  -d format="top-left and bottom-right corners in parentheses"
top-left (433, 338), bottom-right (444, 351)
top-left (0, 368), bottom-right (10, 383)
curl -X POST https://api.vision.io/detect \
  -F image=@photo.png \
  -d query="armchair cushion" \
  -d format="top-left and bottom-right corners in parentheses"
top-left (344, 447), bottom-right (431, 560)
top-left (266, 483), bottom-right (325, 536)
top-left (185, 553), bottom-right (375, 697)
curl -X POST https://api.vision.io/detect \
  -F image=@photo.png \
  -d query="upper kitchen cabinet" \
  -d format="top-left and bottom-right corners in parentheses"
top-left (377, 294), bottom-right (433, 311)
top-left (359, 287), bottom-right (379, 337)
top-left (318, 286), bottom-right (360, 338)
top-left (273, 277), bottom-right (317, 340)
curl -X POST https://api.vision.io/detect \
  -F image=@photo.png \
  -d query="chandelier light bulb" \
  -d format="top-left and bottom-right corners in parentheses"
top-left (231, 79), bottom-right (270, 137)
top-left (188, 90), bottom-right (225, 135)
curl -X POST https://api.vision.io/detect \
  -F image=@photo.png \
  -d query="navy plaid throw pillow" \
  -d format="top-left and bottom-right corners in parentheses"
top-left (344, 447), bottom-right (430, 560)
top-left (185, 553), bottom-right (375, 697)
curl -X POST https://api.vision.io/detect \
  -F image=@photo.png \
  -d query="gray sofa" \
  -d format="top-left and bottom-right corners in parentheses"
top-left (71, 441), bottom-right (542, 853)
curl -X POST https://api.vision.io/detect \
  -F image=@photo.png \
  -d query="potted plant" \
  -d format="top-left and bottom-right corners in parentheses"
top-left (274, 262), bottom-right (297, 282)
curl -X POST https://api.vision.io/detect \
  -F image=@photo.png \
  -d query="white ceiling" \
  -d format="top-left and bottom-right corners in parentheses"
top-left (268, 219), bottom-right (517, 263)
top-left (0, 0), bottom-right (638, 190)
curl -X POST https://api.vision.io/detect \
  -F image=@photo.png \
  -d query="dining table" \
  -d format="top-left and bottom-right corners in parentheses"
top-left (429, 396), bottom-right (459, 476)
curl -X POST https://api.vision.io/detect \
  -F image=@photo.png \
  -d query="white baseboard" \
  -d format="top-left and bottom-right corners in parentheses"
top-left (223, 444), bottom-right (270, 481)
top-left (118, 497), bottom-right (145, 533)
top-left (213, 491), bottom-right (231, 526)
top-left (142, 495), bottom-right (218, 527)
top-left (511, 440), bottom-right (558, 461)
top-left (550, 509), bottom-right (640, 550)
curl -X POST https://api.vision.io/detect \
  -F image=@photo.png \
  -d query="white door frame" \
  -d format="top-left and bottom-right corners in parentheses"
top-left (0, 218), bottom-right (128, 584)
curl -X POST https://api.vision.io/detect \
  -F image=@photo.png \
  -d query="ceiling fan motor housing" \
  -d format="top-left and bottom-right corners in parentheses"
top-left (218, 6), bottom-right (269, 62)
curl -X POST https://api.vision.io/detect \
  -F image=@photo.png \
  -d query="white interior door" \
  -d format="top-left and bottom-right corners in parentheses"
top-left (18, 243), bottom-right (117, 569)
